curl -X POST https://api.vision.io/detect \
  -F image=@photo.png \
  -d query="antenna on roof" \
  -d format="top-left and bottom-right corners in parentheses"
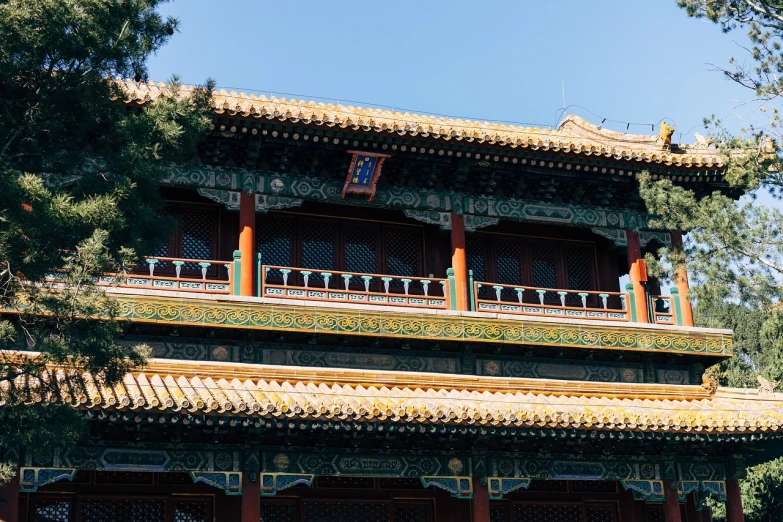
top-left (561, 81), bottom-right (566, 116)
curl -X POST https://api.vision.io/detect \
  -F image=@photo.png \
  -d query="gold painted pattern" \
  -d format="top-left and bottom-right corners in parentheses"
top-left (115, 295), bottom-right (734, 357)
top-left (118, 80), bottom-right (723, 168)
top-left (2, 357), bottom-right (782, 434)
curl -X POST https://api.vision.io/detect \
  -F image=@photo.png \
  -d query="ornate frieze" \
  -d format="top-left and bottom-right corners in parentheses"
top-left (190, 471), bottom-right (242, 495)
top-left (421, 476), bottom-right (473, 499)
top-left (19, 468), bottom-right (77, 493)
top-left (260, 473), bottom-right (315, 496)
top-left (488, 477), bottom-right (531, 499)
top-left (114, 294), bottom-right (734, 356)
top-left (166, 166), bottom-right (656, 232)
top-left (620, 480), bottom-right (665, 502)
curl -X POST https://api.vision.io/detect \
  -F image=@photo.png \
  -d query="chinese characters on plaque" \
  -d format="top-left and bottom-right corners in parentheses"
top-left (341, 151), bottom-right (390, 201)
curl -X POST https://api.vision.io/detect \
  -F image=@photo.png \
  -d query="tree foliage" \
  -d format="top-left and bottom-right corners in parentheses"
top-left (645, 2), bottom-right (783, 520)
top-left (0, 0), bottom-right (213, 486)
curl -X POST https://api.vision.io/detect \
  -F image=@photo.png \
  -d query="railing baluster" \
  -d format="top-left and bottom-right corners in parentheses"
top-left (281, 269), bottom-right (291, 286)
top-left (578, 292), bottom-right (589, 308)
top-left (301, 271), bottom-right (311, 288)
top-left (514, 288), bottom-right (524, 303)
top-left (536, 289), bottom-right (546, 305)
top-left (381, 277), bottom-right (392, 293)
top-left (599, 293), bottom-right (609, 309)
top-left (224, 264), bottom-right (231, 281)
top-left (493, 285), bottom-right (503, 302)
top-left (147, 259), bottom-right (158, 277)
top-left (421, 280), bottom-right (431, 296)
top-left (198, 262), bottom-right (211, 280)
top-left (361, 275), bottom-right (372, 292)
top-left (401, 279), bottom-right (411, 295)
top-left (557, 291), bottom-right (568, 307)
top-left (342, 274), bottom-right (352, 291)
top-left (173, 260), bottom-right (184, 278)
top-left (321, 272), bottom-right (332, 288)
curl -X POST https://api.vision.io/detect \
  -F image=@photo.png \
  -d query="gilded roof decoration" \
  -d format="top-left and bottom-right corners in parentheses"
top-left (4, 357), bottom-right (783, 434)
top-left (117, 79), bottom-right (725, 168)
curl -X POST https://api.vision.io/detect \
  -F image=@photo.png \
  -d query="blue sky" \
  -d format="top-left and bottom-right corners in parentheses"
top-left (148, 0), bottom-right (758, 143)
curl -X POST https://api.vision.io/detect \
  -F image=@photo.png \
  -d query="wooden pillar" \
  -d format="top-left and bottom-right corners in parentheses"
top-left (626, 229), bottom-right (650, 323)
top-left (239, 190), bottom-right (256, 297)
top-left (451, 212), bottom-right (468, 311)
top-left (241, 472), bottom-right (260, 522)
top-left (725, 480), bottom-right (744, 522)
top-left (0, 470), bottom-right (20, 522)
top-left (662, 480), bottom-right (683, 522)
top-left (471, 477), bottom-right (490, 522)
top-left (685, 494), bottom-right (700, 522)
top-left (670, 231), bottom-right (694, 327)
top-left (619, 486), bottom-right (647, 522)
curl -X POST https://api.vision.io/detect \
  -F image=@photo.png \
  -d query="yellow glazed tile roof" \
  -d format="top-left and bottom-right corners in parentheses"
top-left (4, 357), bottom-right (783, 434)
top-left (117, 79), bottom-right (725, 169)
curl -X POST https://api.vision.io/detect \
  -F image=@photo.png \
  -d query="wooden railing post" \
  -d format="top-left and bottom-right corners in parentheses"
top-left (450, 212), bottom-right (468, 311)
top-left (671, 231), bottom-right (694, 327)
top-left (232, 250), bottom-right (242, 296)
top-left (239, 190), bottom-right (255, 297)
top-left (627, 229), bottom-right (650, 323)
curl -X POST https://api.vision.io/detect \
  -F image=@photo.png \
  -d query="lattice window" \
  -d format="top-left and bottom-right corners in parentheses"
top-left (181, 210), bottom-right (213, 270)
top-left (527, 480), bottom-right (569, 492)
top-left (316, 476), bottom-right (375, 488)
top-left (386, 228), bottom-right (419, 278)
top-left (80, 499), bottom-right (166, 522)
top-left (94, 471), bottom-right (154, 484)
top-left (345, 226), bottom-right (378, 286)
top-left (303, 502), bottom-right (390, 522)
top-left (646, 507), bottom-right (664, 522)
top-left (394, 503), bottom-right (432, 522)
top-left (510, 503), bottom-right (582, 522)
top-left (531, 243), bottom-right (558, 301)
top-left (34, 499), bottom-right (71, 522)
top-left (157, 472), bottom-right (195, 485)
top-left (585, 505), bottom-right (617, 522)
top-left (564, 246), bottom-right (595, 305)
top-left (302, 221), bottom-right (336, 271)
top-left (257, 216), bottom-right (294, 279)
top-left (260, 502), bottom-right (296, 522)
top-left (173, 501), bottom-right (210, 522)
top-left (570, 480), bottom-right (617, 493)
top-left (496, 240), bottom-right (522, 299)
top-left (378, 477), bottom-right (423, 489)
top-left (490, 504), bottom-right (507, 522)
top-left (466, 234), bottom-right (489, 298)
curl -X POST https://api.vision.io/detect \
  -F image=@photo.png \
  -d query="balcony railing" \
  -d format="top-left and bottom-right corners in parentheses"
top-left (100, 256), bottom-right (233, 294)
top-left (650, 295), bottom-right (675, 325)
top-left (472, 280), bottom-right (630, 322)
top-left (260, 265), bottom-right (449, 309)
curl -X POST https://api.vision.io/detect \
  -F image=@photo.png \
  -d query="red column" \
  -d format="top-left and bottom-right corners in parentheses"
top-left (0, 471), bottom-right (20, 522)
top-left (619, 487), bottom-right (647, 521)
top-left (670, 231), bottom-right (694, 327)
top-left (241, 472), bottom-right (260, 522)
top-left (239, 190), bottom-right (256, 297)
top-left (725, 480), bottom-right (744, 522)
top-left (685, 494), bottom-right (700, 522)
top-left (627, 229), bottom-right (650, 323)
top-left (662, 480), bottom-right (683, 522)
top-left (451, 212), bottom-right (468, 311)
top-left (472, 477), bottom-right (490, 522)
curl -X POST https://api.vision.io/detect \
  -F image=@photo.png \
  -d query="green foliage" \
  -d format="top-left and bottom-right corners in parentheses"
top-left (0, 0), bottom-right (212, 486)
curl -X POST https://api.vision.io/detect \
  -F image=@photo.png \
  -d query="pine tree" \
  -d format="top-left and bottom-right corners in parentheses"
top-left (0, 0), bottom-right (213, 486)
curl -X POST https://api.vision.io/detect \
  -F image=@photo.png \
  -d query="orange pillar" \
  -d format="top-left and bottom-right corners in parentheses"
top-left (671, 231), bottom-right (694, 327)
top-left (662, 480), bottom-right (683, 522)
top-left (627, 229), bottom-right (650, 323)
top-left (725, 480), bottom-right (745, 522)
top-left (451, 212), bottom-right (468, 311)
top-left (0, 470), bottom-right (19, 522)
top-left (241, 472), bottom-right (260, 522)
top-left (472, 477), bottom-right (490, 522)
top-left (239, 190), bottom-right (255, 297)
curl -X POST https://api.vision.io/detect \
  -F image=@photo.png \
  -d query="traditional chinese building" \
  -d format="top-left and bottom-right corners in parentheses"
top-left (2, 81), bottom-right (780, 522)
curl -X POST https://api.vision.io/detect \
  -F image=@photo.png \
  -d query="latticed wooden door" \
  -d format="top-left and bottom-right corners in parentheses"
top-left (259, 499), bottom-right (433, 522)
top-left (489, 501), bottom-right (618, 522)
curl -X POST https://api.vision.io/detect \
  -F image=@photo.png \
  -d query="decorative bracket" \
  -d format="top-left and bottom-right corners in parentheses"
top-left (260, 473), bottom-right (315, 496)
top-left (420, 476), bottom-right (473, 499)
top-left (404, 210), bottom-right (498, 231)
top-left (342, 151), bottom-right (390, 201)
top-left (197, 188), bottom-right (302, 213)
top-left (190, 471), bottom-right (242, 495)
top-left (19, 467), bottom-right (77, 492)
top-left (674, 480), bottom-right (727, 506)
top-left (674, 480), bottom-right (700, 502)
top-left (591, 227), bottom-right (628, 248)
top-left (488, 477), bottom-right (531, 499)
top-left (639, 231), bottom-right (672, 248)
top-left (620, 480), bottom-right (665, 502)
